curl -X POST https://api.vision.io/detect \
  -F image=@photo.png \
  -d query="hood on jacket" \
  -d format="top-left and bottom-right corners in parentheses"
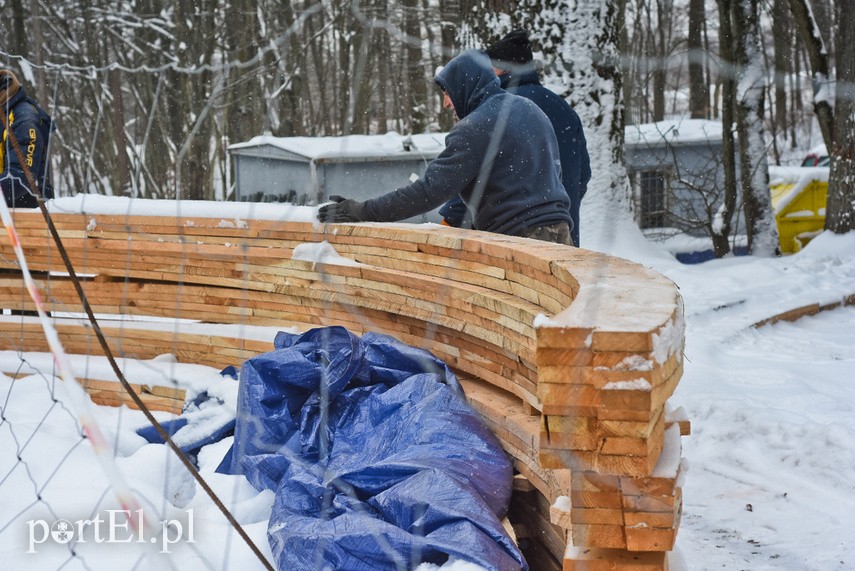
top-left (434, 50), bottom-right (500, 120)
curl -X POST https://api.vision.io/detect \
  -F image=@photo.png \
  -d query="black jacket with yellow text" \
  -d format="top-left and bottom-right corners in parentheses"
top-left (2, 85), bottom-right (54, 208)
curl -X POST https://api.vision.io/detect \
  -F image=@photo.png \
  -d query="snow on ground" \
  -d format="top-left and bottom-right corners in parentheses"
top-left (597, 229), bottom-right (855, 571)
top-left (2, 196), bottom-right (855, 570)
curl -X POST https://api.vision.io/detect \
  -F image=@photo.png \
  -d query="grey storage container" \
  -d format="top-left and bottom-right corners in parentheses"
top-left (229, 133), bottom-right (446, 223)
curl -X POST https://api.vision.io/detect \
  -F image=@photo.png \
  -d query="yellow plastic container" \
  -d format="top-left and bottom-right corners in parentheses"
top-left (769, 168), bottom-right (828, 253)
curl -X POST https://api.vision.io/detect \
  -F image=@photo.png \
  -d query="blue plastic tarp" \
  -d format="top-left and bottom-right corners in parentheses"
top-left (217, 326), bottom-right (526, 571)
top-left (136, 376), bottom-right (239, 457)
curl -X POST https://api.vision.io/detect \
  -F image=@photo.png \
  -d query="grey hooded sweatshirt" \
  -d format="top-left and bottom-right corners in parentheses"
top-left (362, 50), bottom-right (571, 237)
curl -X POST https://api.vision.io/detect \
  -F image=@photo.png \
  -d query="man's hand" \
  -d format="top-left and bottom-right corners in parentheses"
top-left (317, 195), bottom-right (367, 223)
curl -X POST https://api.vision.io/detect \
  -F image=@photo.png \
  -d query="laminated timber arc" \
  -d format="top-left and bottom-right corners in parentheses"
top-left (0, 212), bottom-right (687, 570)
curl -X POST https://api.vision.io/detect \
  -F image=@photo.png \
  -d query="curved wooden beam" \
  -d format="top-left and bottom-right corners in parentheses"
top-left (1, 212), bottom-right (686, 567)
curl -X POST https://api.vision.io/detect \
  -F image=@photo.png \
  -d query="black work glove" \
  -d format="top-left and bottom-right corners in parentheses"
top-left (317, 195), bottom-right (368, 223)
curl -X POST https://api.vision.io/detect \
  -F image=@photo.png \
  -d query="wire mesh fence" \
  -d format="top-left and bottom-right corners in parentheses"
top-left (4, 1), bottom-right (842, 569)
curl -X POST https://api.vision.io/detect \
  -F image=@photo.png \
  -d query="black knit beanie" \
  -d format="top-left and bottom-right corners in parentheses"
top-left (485, 30), bottom-right (533, 68)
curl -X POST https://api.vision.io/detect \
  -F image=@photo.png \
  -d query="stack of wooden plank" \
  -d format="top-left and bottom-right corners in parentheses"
top-left (79, 379), bottom-right (186, 414)
top-left (2, 369), bottom-right (186, 415)
top-left (550, 423), bottom-right (686, 553)
top-left (536, 262), bottom-right (686, 564)
top-left (0, 211), bottom-right (688, 570)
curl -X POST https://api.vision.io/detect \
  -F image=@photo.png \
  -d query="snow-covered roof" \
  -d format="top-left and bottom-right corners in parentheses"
top-left (228, 132), bottom-right (447, 161)
top-left (231, 119), bottom-right (725, 161)
top-left (624, 119), bottom-right (723, 147)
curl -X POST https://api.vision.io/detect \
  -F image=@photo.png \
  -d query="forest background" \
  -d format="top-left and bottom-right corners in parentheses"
top-left (1, 0), bottom-right (853, 248)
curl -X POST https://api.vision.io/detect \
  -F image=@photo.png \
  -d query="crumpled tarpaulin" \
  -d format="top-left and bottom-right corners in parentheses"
top-left (216, 326), bottom-right (526, 571)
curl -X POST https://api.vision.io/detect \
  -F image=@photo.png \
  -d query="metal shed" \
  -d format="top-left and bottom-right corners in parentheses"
top-left (624, 119), bottom-right (744, 239)
top-left (228, 132), bottom-right (446, 223)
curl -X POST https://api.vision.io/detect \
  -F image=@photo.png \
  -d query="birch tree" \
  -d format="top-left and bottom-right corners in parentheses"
top-left (561, 0), bottom-right (637, 245)
top-left (504, 0), bottom-right (637, 244)
top-left (733, 0), bottom-right (779, 255)
top-left (448, 0), bottom-right (637, 246)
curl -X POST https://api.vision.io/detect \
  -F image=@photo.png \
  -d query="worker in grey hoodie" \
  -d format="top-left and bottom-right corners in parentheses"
top-left (318, 50), bottom-right (573, 245)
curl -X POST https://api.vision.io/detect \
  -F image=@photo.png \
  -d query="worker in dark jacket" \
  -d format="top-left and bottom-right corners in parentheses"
top-left (441, 31), bottom-right (591, 246)
top-left (318, 50), bottom-right (572, 245)
top-left (1, 69), bottom-right (54, 208)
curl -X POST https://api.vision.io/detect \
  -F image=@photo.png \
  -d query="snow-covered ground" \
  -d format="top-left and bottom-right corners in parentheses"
top-left (1, 197), bottom-right (854, 570)
top-left (618, 231), bottom-right (855, 571)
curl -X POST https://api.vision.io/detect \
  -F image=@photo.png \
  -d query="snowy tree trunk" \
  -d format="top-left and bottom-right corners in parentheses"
top-left (713, 0), bottom-right (737, 257)
top-left (460, 0), bottom-right (642, 252)
top-left (688, 0), bottom-right (709, 119)
top-left (224, 0), bottom-right (266, 142)
top-left (9, 0), bottom-right (30, 71)
top-left (554, 0), bottom-right (637, 249)
top-left (826, 0), bottom-right (855, 233)
top-left (28, 0), bottom-right (48, 105)
top-left (651, 0), bottom-right (671, 122)
top-left (108, 67), bottom-right (130, 197)
top-left (788, 0), bottom-right (834, 152)
top-left (172, 0), bottom-right (218, 201)
top-left (733, 0), bottom-right (780, 256)
top-left (403, 0), bottom-right (428, 134)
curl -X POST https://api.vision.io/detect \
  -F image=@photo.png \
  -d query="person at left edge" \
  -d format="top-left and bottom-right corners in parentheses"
top-left (1, 69), bottom-right (54, 208)
top-left (317, 50), bottom-right (573, 245)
